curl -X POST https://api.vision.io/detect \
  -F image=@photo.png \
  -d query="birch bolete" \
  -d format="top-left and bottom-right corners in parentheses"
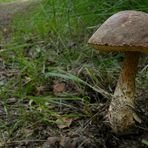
top-left (88, 10), bottom-right (148, 133)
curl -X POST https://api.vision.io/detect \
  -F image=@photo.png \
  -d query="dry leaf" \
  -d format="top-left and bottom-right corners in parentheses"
top-left (56, 117), bottom-right (73, 129)
top-left (42, 137), bottom-right (60, 148)
top-left (22, 128), bottom-right (33, 137)
top-left (53, 81), bottom-right (65, 94)
top-left (42, 136), bottom-right (91, 148)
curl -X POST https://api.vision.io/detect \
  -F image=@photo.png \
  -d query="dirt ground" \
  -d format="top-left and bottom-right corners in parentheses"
top-left (0, 0), bottom-right (33, 26)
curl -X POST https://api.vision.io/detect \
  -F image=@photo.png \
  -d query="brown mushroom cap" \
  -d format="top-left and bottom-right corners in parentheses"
top-left (88, 10), bottom-right (148, 53)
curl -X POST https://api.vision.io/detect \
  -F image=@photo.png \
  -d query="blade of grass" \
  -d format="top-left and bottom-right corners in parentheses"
top-left (142, 139), bottom-right (148, 146)
top-left (45, 71), bottom-right (112, 100)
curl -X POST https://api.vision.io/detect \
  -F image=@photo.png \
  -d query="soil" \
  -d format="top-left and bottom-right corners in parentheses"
top-left (0, 0), bottom-right (40, 42)
top-left (0, 0), bottom-right (34, 27)
top-left (0, 1), bottom-right (148, 148)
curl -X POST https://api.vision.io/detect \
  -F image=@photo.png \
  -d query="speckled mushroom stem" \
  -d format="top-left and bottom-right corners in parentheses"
top-left (108, 51), bottom-right (140, 133)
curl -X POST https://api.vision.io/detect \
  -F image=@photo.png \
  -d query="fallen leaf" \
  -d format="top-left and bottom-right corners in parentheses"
top-left (53, 81), bottom-right (65, 94)
top-left (42, 136), bottom-right (92, 148)
top-left (42, 137), bottom-right (60, 148)
top-left (56, 117), bottom-right (73, 129)
top-left (22, 128), bottom-right (33, 137)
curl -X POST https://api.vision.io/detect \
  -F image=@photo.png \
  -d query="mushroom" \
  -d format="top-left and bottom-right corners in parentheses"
top-left (88, 10), bottom-right (148, 133)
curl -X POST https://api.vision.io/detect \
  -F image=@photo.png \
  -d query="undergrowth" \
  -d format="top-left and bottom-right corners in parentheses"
top-left (0, 0), bottom-right (147, 146)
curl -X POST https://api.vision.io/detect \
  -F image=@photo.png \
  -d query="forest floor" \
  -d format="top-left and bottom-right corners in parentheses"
top-left (0, 0), bottom-right (33, 25)
top-left (0, 1), bottom-right (148, 148)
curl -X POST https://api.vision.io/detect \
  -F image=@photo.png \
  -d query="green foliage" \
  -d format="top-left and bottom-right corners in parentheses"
top-left (142, 139), bottom-right (148, 146)
top-left (0, 0), bottom-right (15, 2)
top-left (1, 0), bottom-right (147, 109)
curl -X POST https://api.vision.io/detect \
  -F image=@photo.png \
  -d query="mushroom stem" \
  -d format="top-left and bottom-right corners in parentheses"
top-left (108, 51), bottom-right (140, 133)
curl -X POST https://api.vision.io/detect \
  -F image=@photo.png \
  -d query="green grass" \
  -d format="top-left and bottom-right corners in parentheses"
top-left (0, 0), bottom-right (16, 2)
top-left (142, 139), bottom-right (148, 146)
top-left (0, 0), bottom-right (148, 146)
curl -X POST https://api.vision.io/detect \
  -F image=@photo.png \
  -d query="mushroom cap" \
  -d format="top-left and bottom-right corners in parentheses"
top-left (88, 10), bottom-right (148, 53)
